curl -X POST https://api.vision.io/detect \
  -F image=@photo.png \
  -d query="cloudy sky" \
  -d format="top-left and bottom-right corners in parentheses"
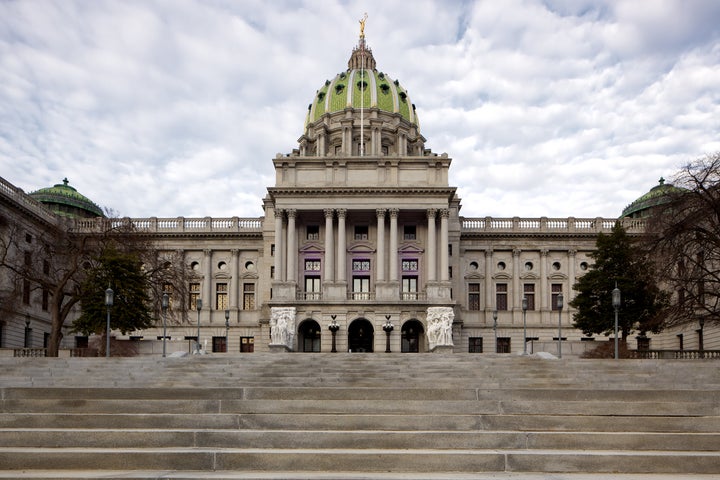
top-left (1, 0), bottom-right (719, 220)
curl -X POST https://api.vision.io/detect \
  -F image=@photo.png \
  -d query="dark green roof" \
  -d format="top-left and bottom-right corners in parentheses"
top-left (29, 178), bottom-right (104, 218)
top-left (621, 178), bottom-right (685, 218)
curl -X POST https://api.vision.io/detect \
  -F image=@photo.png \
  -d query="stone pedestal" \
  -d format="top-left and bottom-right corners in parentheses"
top-left (430, 345), bottom-right (454, 354)
top-left (269, 344), bottom-right (292, 353)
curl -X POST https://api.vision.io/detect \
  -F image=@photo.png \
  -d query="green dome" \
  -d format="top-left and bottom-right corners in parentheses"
top-left (621, 178), bottom-right (684, 219)
top-left (304, 39), bottom-right (418, 128)
top-left (30, 178), bottom-right (104, 219)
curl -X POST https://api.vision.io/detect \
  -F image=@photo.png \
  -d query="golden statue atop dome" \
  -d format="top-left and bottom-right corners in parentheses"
top-left (359, 12), bottom-right (367, 38)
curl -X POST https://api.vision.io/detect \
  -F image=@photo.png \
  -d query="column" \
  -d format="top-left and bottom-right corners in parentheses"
top-left (376, 209), bottom-right (386, 282)
top-left (389, 208), bottom-right (399, 281)
top-left (286, 209), bottom-right (297, 282)
top-left (485, 249), bottom-right (493, 310)
top-left (540, 249), bottom-right (548, 310)
top-left (512, 248), bottom-right (521, 310)
top-left (324, 209), bottom-right (334, 282)
top-left (426, 209), bottom-right (437, 282)
top-left (203, 249), bottom-right (212, 310)
top-left (230, 249), bottom-right (239, 310)
top-left (274, 209), bottom-right (284, 282)
top-left (336, 209), bottom-right (347, 282)
top-left (440, 209), bottom-right (449, 282)
top-left (567, 249), bottom-right (577, 302)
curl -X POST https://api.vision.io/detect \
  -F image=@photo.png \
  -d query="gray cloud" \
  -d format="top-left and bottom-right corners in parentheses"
top-left (1, 0), bottom-right (718, 220)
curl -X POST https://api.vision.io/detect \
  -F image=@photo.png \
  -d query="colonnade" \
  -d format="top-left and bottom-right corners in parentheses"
top-left (273, 207), bottom-right (450, 288)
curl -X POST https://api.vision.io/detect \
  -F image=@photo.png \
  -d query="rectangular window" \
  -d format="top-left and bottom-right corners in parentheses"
top-left (22, 279), bottom-right (30, 305)
top-left (637, 337), bottom-right (650, 352)
top-left (306, 225), bottom-right (319, 240)
top-left (304, 259), bottom-right (321, 271)
top-left (469, 337), bottom-right (483, 353)
top-left (42, 289), bottom-right (49, 311)
top-left (352, 276), bottom-right (370, 300)
top-left (43, 260), bottom-right (50, 275)
top-left (25, 233), bottom-right (32, 243)
top-left (189, 282), bottom-right (200, 310)
top-left (354, 225), bottom-right (368, 240)
top-left (551, 284), bottom-right (563, 311)
top-left (304, 276), bottom-right (321, 300)
top-left (24, 251), bottom-right (31, 266)
top-left (270, 266), bottom-right (275, 279)
top-left (215, 283), bottom-right (228, 310)
top-left (212, 336), bottom-right (227, 353)
top-left (496, 283), bottom-right (508, 311)
top-left (403, 225), bottom-right (416, 240)
top-left (523, 283), bottom-right (535, 311)
top-left (243, 283), bottom-right (255, 310)
top-left (352, 259), bottom-right (371, 271)
top-left (402, 276), bottom-right (418, 300)
top-left (240, 336), bottom-right (255, 352)
top-left (401, 259), bottom-right (418, 271)
top-left (497, 337), bottom-right (511, 354)
top-left (271, 244), bottom-right (275, 256)
top-left (468, 283), bottom-right (480, 311)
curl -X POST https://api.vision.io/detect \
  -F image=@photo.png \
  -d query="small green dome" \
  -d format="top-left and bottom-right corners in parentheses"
top-left (30, 178), bottom-right (104, 218)
top-left (621, 178), bottom-right (684, 219)
top-left (304, 39), bottom-right (418, 128)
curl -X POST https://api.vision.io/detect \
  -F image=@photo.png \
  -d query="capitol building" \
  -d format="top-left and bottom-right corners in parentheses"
top-left (0, 31), bottom-right (710, 357)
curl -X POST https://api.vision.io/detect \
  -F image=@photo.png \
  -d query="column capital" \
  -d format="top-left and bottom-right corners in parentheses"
top-left (512, 248), bottom-right (522, 257)
top-left (540, 248), bottom-right (549, 257)
top-left (426, 208), bottom-right (437, 219)
top-left (203, 249), bottom-right (212, 257)
top-left (286, 209), bottom-right (297, 218)
top-left (336, 208), bottom-right (347, 218)
top-left (231, 249), bottom-right (240, 257)
top-left (439, 208), bottom-right (450, 218)
top-left (389, 208), bottom-right (399, 218)
top-left (568, 249), bottom-right (577, 257)
top-left (324, 208), bottom-right (334, 218)
top-left (376, 208), bottom-right (387, 218)
top-left (274, 209), bottom-right (284, 219)
top-left (485, 248), bottom-right (493, 258)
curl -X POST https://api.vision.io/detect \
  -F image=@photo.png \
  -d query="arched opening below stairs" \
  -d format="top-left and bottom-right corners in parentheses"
top-left (298, 319), bottom-right (321, 352)
top-left (348, 318), bottom-right (374, 353)
top-left (402, 319), bottom-right (425, 353)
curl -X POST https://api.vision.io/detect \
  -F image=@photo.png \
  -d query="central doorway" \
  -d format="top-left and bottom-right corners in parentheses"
top-left (298, 319), bottom-right (321, 352)
top-left (401, 319), bottom-right (425, 352)
top-left (348, 318), bottom-right (374, 352)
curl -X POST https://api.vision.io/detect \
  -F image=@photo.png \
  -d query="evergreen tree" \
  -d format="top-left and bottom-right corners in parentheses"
top-left (72, 245), bottom-right (154, 336)
top-left (570, 223), bottom-right (666, 340)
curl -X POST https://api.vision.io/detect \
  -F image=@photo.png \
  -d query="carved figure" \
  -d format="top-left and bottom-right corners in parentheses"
top-left (270, 307), bottom-right (296, 348)
top-left (359, 13), bottom-right (367, 37)
top-left (427, 307), bottom-right (454, 349)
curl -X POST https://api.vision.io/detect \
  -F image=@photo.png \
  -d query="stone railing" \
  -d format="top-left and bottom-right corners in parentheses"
top-left (461, 216), bottom-right (646, 234)
top-left (0, 176), bottom-right (59, 225)
top-left (629, 350), bottom-right (720, 359)
top-left (72, 216), bottom-right (264, 234)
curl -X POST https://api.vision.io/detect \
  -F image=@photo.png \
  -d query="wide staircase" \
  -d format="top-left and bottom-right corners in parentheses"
top-left (0, 353), bottom-right (719, 479)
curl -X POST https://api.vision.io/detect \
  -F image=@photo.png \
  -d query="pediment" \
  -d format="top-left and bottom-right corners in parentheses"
top-left (520, 272), bottom-right (540, 280)
top-left (348, 242), bottom-right (375, 253)
top-left (299, 242), bottom-right (324, 254)
top-left (464, 272), bottom-right (485, 280)
top-left (398, 243), bottom-right (424, 254)
top-left (493, 272), bottom-right (512, 280)
top-left (548, 272), bottom-right (568, 280)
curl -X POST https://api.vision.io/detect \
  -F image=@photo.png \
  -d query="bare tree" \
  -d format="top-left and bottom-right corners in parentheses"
top-left (644, 152), bottom-right (720, 329)
top-left (0, 215), bottom-right (192, 356)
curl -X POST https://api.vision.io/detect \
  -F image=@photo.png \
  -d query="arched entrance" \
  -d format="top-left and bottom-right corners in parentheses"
top-left (348, 318), bottom-right (374, 352)
top-left (298, 319), bottom-right (321, 352)
top-left (402, 319), bottom-right (425, 353)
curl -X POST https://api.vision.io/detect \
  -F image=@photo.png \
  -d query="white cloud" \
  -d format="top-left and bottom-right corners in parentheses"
top-left (0, 0), bottom-right (718, 221)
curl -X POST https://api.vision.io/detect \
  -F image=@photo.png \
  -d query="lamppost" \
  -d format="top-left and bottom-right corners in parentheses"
top-left (328, 315), bottom-right (340, 353)
top-left (556, 292), bottom-right (563, 359)
top-left (521, 296), bottom-right (528, 356)
top-left (699, 317), bottom-right (705, 358)
top-left (195, 299), bottom-right (202, 354)
top-left (161, 293), bottom-right (169, 358)
top-left (224, 309), bottom-right (230, 353)
top-left (492, 310), bottom-right (498, 354)
top-left (105, 287), bottom-right (114, 358)
top-left (612, 284), bottom-right (621, 360)
top-left (383, 315), bottom-right (394, 353)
